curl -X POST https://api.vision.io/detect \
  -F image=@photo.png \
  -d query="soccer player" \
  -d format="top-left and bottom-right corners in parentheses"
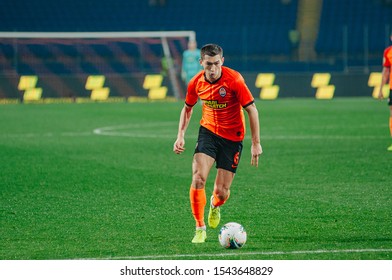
top-left (378, 33), bottom-right (392, 151)
top-left (173, 44), bottom-right (263, 243)
top-left (181, 40), bottom-right (203, 85)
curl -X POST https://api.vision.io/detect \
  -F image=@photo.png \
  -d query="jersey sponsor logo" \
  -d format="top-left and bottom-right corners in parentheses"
top-left (203, 100), bottom-right (228, 109)
top-left (219, 87), bottom-right (227, 97)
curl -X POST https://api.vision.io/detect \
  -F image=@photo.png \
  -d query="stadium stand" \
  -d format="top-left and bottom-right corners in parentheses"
top-left (0, 0), bottom-right (391, 73)
top-left (0, 0), bottom-right (298, 56)
top-left (316, 0), bottom-right (391, 57)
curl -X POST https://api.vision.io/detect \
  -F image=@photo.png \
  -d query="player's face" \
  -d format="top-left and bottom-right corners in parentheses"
top-left (200, 54), bottom-right (224, 83)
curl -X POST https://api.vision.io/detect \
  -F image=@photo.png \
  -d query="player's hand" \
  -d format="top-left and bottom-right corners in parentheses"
top-left (251, 143), bottom-right (263, 167)
top-left (173, 138), bottom-right (185, 154)
top-left (378, 90), bottom-right (384, 100)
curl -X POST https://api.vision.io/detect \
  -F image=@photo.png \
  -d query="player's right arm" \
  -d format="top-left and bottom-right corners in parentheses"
top-left (378, 66), bottom-right (390, 99)
top-left (379, 49), bottom-right (391, 99)
top-left (173, 104), bottom-right (193, 154)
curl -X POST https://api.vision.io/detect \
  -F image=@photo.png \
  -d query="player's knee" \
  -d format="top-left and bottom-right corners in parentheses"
top-left (214, 188), bottom-right (229, 201)
top-left (192, 172), bottom-right (207, 189)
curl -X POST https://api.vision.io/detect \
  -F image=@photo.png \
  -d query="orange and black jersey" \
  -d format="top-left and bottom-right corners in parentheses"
top-left (185, 66), bottom-right (254, 142)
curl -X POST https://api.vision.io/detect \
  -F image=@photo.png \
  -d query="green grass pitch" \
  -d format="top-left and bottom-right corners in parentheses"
top-left (0, 97), bottom-right (391, 260)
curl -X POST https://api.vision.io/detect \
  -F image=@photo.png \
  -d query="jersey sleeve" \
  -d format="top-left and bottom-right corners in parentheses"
top-left (383, 47), bottom-right (391, 67)
top-left (234, 73), bottom-right (254, 108)
top-left (184, 77), bottom-right (199, 106)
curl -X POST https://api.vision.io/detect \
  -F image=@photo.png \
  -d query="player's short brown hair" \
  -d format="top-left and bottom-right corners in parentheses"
top-left (200, 44), bottom-right (223, 59)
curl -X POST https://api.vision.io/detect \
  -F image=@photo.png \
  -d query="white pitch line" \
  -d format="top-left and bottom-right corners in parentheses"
top-left (0, 120), bottom-right (387, 140)
top-left (0, 130), bottom-right (385, 140)
top-left (93, 131), bottom-right (386, 140)
top-left (92, 122), bottom-right (387, 139)
top-left (80, 248), bottom-right (392, 260)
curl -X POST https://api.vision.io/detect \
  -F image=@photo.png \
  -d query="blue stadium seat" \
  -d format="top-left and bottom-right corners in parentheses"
top-left (0, 0), bottom-right (298, 58)
top-left (3, 0), bottom-right (389, 73)
top-left (316, 0), bottom-right (391, 55)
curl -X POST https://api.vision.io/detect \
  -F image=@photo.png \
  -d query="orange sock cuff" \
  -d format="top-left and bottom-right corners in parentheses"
top-left (389, 117), bottom-right (392, 137)
top-left (190, 186), bottom-right (206, 227)
top-left (212, 190), bottom-right (230, 207)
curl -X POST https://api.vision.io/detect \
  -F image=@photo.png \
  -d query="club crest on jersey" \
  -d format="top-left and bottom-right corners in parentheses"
top-left (219, 87), bottom-right (227, 97)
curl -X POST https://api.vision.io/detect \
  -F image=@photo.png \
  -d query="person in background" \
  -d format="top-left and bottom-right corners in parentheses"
top-left (181, 40), bottom-right (203, 85)
top-left (378, 33), bottom-right (392, 151)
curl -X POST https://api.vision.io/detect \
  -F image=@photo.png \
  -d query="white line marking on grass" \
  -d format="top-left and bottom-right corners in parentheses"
top-left (81, 248), bottom-right (392, 260)
top-left (92, 122), bottom-right (387, 140)
top-left (0, 130), bottom-right (386, 141)
top-left (93, 122), bottom-right (180, 138)
top-left (0, 122), bottom-right (386, 141)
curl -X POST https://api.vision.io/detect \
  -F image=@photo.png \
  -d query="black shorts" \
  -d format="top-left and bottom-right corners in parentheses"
top-left (194, 126), bottom-right (243, 173)
top-left (389, 96), bottom-right (392, 106)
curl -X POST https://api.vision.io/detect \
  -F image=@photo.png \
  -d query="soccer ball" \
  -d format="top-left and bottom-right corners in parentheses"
top-left (218, 222), bottom-right (247, 249)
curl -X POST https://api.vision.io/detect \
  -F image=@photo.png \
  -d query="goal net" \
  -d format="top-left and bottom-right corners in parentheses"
top-left (0, 31), bottom-right (196, 102)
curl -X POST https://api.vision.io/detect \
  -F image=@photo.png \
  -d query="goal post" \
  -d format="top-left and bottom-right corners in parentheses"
top-left (0, 31), bottom-right (196, 101)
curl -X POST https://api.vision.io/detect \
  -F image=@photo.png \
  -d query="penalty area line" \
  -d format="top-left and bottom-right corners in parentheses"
top-left (81, 248), bottom-right (392, 260)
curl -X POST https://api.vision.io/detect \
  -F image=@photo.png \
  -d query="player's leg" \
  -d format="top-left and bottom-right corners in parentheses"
top-left (213, 168), bottom-right (235, 205)
top-left (208, 139), bottom-right (243, 228)
top-left (190, 152), bottom-right (215, 243)
top-left (208, 169), bottom-right (235, 228)
top-left (388, 105), bottom-right (392, 151)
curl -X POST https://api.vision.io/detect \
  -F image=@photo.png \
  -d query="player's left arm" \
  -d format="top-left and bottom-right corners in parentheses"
top-left (244, 103), bottom-right (263, 167)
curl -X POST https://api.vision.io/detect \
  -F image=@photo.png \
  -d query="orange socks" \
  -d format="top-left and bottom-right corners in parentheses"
top-left (389, 117), bottom-right (392, 137)
top-left (190, 187), bottom-right (231, 227)
top-left (189, 186), bottom-right (206, 228)
top-left (212, 190), bottom-right (230, 208)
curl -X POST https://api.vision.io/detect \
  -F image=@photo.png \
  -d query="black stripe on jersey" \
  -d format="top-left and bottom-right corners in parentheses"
top-left (242, 100), bottom-right (255, 108)
top-left (185, 101), bottom-right (197, 107)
